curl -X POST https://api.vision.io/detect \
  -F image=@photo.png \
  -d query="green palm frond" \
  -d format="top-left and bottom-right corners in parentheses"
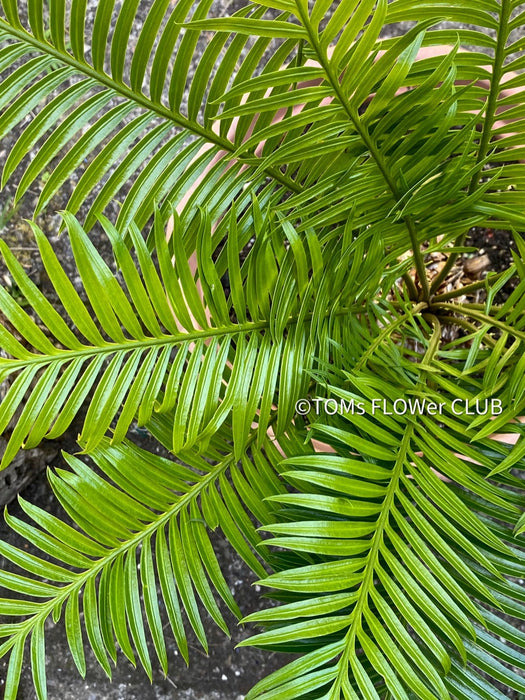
top-left (186, 0), bottom-right (525, 245)
top-left (0, 433), bottom-right (288, 698)
top-left (240, 373), bottom-right (525, 700)
top-left (0, 0), bottom-right (304, 230)
top-left (0, 205), bottom-right (379, 469)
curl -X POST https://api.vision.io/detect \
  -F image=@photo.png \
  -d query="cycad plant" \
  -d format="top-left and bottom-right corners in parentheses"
top-left (1, 0), bottom-right (525, 698)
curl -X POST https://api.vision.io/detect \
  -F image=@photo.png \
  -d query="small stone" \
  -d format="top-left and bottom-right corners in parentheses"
top-left (464, 254), bottom-right (490, 278)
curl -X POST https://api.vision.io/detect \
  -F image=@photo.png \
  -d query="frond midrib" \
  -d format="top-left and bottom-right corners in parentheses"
top-left (470, 0), bottom-right (513, 179)
top-left (0, 319), bottom-right (271, 371)
top-left (0, 18), bottom-right (301, 194)
top-left (332, 423), bottom-right (413, 693)
top-left (291, 4), bottom-right (433, 299)
top-left (1, 304), bottom-right (364, 371)
top-left (434, 302), bottom-right (525, 341)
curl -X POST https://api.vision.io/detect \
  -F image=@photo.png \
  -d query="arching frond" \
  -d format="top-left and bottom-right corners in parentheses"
top-left (0, 433), bottom-right (287, 697)
top-left (0, 0), bottom-right (305, 230)
top-left (241, 375), bottom-right (525, 700)
top-left (0, 205), bottom-right (375, 469)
